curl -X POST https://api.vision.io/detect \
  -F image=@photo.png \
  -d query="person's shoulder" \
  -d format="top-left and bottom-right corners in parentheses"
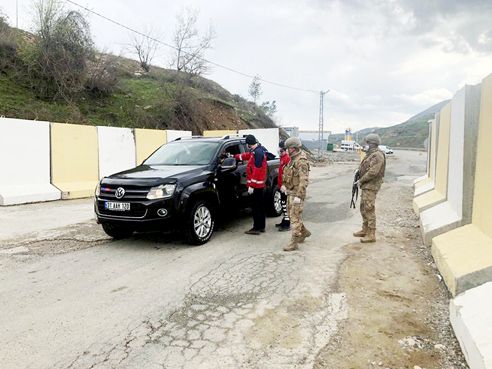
top-left (254, 145), bottom-right (266, 154)
top-left (298, 151), bottom-right (309, 161)
top-left (297, 153), bottom-right (309, 166)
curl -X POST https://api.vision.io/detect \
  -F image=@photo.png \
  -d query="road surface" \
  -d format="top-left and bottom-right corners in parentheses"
top-left (1, 151), bottom-right (447, 369)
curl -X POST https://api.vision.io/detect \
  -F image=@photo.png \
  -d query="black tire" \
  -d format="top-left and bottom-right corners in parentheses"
top-left (267, 187), bottom-right (283, 217)
top-left (101, 223), bottom-right (134, 240)
top-left (184, 200), bottom-right (215, 245)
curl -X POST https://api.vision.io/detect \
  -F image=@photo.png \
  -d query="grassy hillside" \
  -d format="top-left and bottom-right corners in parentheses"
top-left (329, 100), bottom-right (449, 148)
top-left (0, 26), bottom-right (275, 134)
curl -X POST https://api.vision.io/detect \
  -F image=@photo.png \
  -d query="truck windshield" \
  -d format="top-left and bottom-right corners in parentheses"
top-left (144, 141), bottom-right (220, 165)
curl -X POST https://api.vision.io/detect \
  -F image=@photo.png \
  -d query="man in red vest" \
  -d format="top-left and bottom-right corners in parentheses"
top-left (235, 135), bottom-right (267, 235)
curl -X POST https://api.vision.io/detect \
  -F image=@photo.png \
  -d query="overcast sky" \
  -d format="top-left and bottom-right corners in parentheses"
top-left (2, 0), bottom-right (492, 132)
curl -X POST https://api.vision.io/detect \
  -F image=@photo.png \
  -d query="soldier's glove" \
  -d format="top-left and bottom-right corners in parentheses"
top-left (280, 185), bottom-right (287, 194)
top-left (293, 196), bottom-right (301, 204)
top-left (248, 187), bottom-right (254, 195)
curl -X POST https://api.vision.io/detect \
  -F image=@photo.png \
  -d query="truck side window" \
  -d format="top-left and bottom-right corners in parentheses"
top-left (219, 143), bottom-right (241, 163)
top-left (224, 144), bottom-right (241, 156)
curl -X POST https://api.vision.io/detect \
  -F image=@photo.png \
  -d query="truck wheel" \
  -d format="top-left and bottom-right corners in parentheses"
top-left (184, 200), bottom-right (215, 245)
top-left (267, 187), bottom-right (283, 217)
top-left (102, 223), bottom-right (134, 239)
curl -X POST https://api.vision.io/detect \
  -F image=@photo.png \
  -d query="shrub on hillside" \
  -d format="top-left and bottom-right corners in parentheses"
top-left (19, 0), bottom-right (93, 100)
top-left (85, 54), bottom-right (119, 96)
top-left (0, 12), bottom-right (17, 73)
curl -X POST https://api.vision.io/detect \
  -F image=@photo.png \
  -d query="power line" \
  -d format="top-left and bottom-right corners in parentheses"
top-left (64, 0), bottom-right (319, 94)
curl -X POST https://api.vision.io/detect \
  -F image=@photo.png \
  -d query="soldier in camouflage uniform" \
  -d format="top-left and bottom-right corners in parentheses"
top-left (353, 133), bottom-right (386, 243)
top-left (281, 137), bottom-right (311, 251)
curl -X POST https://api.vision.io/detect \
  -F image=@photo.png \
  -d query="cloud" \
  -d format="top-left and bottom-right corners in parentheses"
top-left (1, 0), bottom-right (491, 133)
top-left (397, 88), bottom-right (453, 107)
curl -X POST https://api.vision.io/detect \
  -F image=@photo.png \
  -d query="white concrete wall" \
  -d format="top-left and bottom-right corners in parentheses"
top-left (166, 130), bottom-right (192, 142)
top-left (0, 118), bottom-right (60, 205)
top-left (238, 128), bottom-right (279, 155)
top-left (97, 126), bottom-right (136, 179)
top-left (450, 282), bottom-right (492, 369)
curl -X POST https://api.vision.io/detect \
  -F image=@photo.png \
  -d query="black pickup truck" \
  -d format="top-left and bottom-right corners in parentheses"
top-left (95, 136), bottom-right (282, 244)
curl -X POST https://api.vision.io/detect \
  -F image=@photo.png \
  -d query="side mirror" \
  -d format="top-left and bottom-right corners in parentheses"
top-left (220, 157), bottom-right (237, 172)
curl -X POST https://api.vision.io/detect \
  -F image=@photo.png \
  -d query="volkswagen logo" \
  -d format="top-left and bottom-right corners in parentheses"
top-left (115, 187), bottom-right (125, 199)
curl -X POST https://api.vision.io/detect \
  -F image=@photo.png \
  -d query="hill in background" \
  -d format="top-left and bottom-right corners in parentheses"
top-left (328, 100), bottom-right (449, 148)
top-left (0, 23), bottom-right (275, 134)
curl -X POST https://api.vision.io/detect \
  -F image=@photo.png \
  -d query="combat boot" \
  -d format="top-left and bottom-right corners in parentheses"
top-left (353, 224), bottom-right (368, 237)
top-left (283, 236), bottom-right (301, 252)
top-left (360, 229), bottom-right (376, 243)
top-left (298, 227), bottom-right (311, 243)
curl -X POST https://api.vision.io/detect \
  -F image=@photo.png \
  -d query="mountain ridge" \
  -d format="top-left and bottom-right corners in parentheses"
top-left (329, 99), bottom-right (449, 148)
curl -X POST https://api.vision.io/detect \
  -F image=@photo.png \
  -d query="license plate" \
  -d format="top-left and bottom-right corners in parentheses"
top-left (105, 202), bottom-right (131, 211)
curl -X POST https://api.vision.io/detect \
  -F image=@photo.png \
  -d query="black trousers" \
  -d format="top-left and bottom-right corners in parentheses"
top-left (252, 188), bottom-right (266, 231)
top-left (280, 192), bottom-right (290, 223)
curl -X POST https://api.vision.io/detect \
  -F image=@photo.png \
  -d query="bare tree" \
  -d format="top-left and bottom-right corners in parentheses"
top-left (248, 75), bottom-right (262, 104)
top-left (171, 8), bottom-right (215, 76)
top-left (132, 30), bottom-right (159, 72)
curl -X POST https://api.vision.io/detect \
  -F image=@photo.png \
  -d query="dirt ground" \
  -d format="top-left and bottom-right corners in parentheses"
top-left (314, 157), bottom-right (468, 369)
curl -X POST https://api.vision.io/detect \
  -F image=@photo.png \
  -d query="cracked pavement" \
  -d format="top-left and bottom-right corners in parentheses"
top-left (0, 164), bottom-right (371, 369)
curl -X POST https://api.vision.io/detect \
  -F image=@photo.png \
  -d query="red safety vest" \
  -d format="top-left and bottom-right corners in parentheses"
top-left (235, 146), bottom-right (267, 189)
top-left (278, 153), bottom-right (291, 188)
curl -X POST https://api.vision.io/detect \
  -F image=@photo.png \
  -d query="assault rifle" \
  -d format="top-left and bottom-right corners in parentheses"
top-left (350, 169), bottom-right (360, 209)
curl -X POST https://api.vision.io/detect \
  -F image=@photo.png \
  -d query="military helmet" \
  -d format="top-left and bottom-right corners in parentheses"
top-left (285, 137), bottom-right (302, 149)
top-left (364, 133), bottom-right (381, 145)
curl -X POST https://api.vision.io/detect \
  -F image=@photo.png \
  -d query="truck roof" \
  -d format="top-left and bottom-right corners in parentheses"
top-left (171, 135), bottom-right (246, 143)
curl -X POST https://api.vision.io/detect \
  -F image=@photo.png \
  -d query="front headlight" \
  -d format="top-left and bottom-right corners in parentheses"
top-left (95, 182), bottom-right (101, 197)
top-left (147, 184), bottom-right (176, 200)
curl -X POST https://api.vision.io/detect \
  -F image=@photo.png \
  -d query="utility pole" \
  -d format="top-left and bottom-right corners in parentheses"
top-left (318, 90), bottom-right (329, 155)
top-left (16, 0), bottom-right (19, 28)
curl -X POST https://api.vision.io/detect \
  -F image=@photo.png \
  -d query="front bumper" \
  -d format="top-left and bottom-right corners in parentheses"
top-left (95, 197), bottom-right (180, 229)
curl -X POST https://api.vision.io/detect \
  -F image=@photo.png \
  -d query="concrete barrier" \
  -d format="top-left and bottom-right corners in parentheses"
top-left (134, 128), bottom-right (167, 164)
top-left (413, 120), bottom-right (433, 186)
top-left (203, 130), bottom-right (237, 138)
top-left (98, 126), bottom-right (136, 179)
top-left (414, 116), bottom-right (439, 196)
top-left (432, 73), bottom-right (492, 296)
top-left (166, 130), bottom-right (192, 142)
top-left (420, 85), bottom-right (481, 245)
top-left (0, 118), bottom-right (60, 205)
top-left (450, 282), bottom-right (492, 369)
top-left (413, 120), bottom-right (432, 183)
top-left (51, 123), bottom-right (99, 199)
top-left (238, 128), bottom-right (279, 155)
top-left (413, 104), bottom-right (451, 215)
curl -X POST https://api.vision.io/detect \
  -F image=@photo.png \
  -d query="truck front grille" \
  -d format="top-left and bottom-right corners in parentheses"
top-left (99, 185), bottom-right (150, 200)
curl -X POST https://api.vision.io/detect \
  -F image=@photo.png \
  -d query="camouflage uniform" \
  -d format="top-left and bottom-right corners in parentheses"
top-left (283, 150), bottom-right (310, 250)
top-left (356, 147), bottom-right (386, 241)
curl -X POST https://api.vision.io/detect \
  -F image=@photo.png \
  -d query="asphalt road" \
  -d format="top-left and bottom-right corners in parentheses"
top-left (0, 150), bottom-right (426, 369)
